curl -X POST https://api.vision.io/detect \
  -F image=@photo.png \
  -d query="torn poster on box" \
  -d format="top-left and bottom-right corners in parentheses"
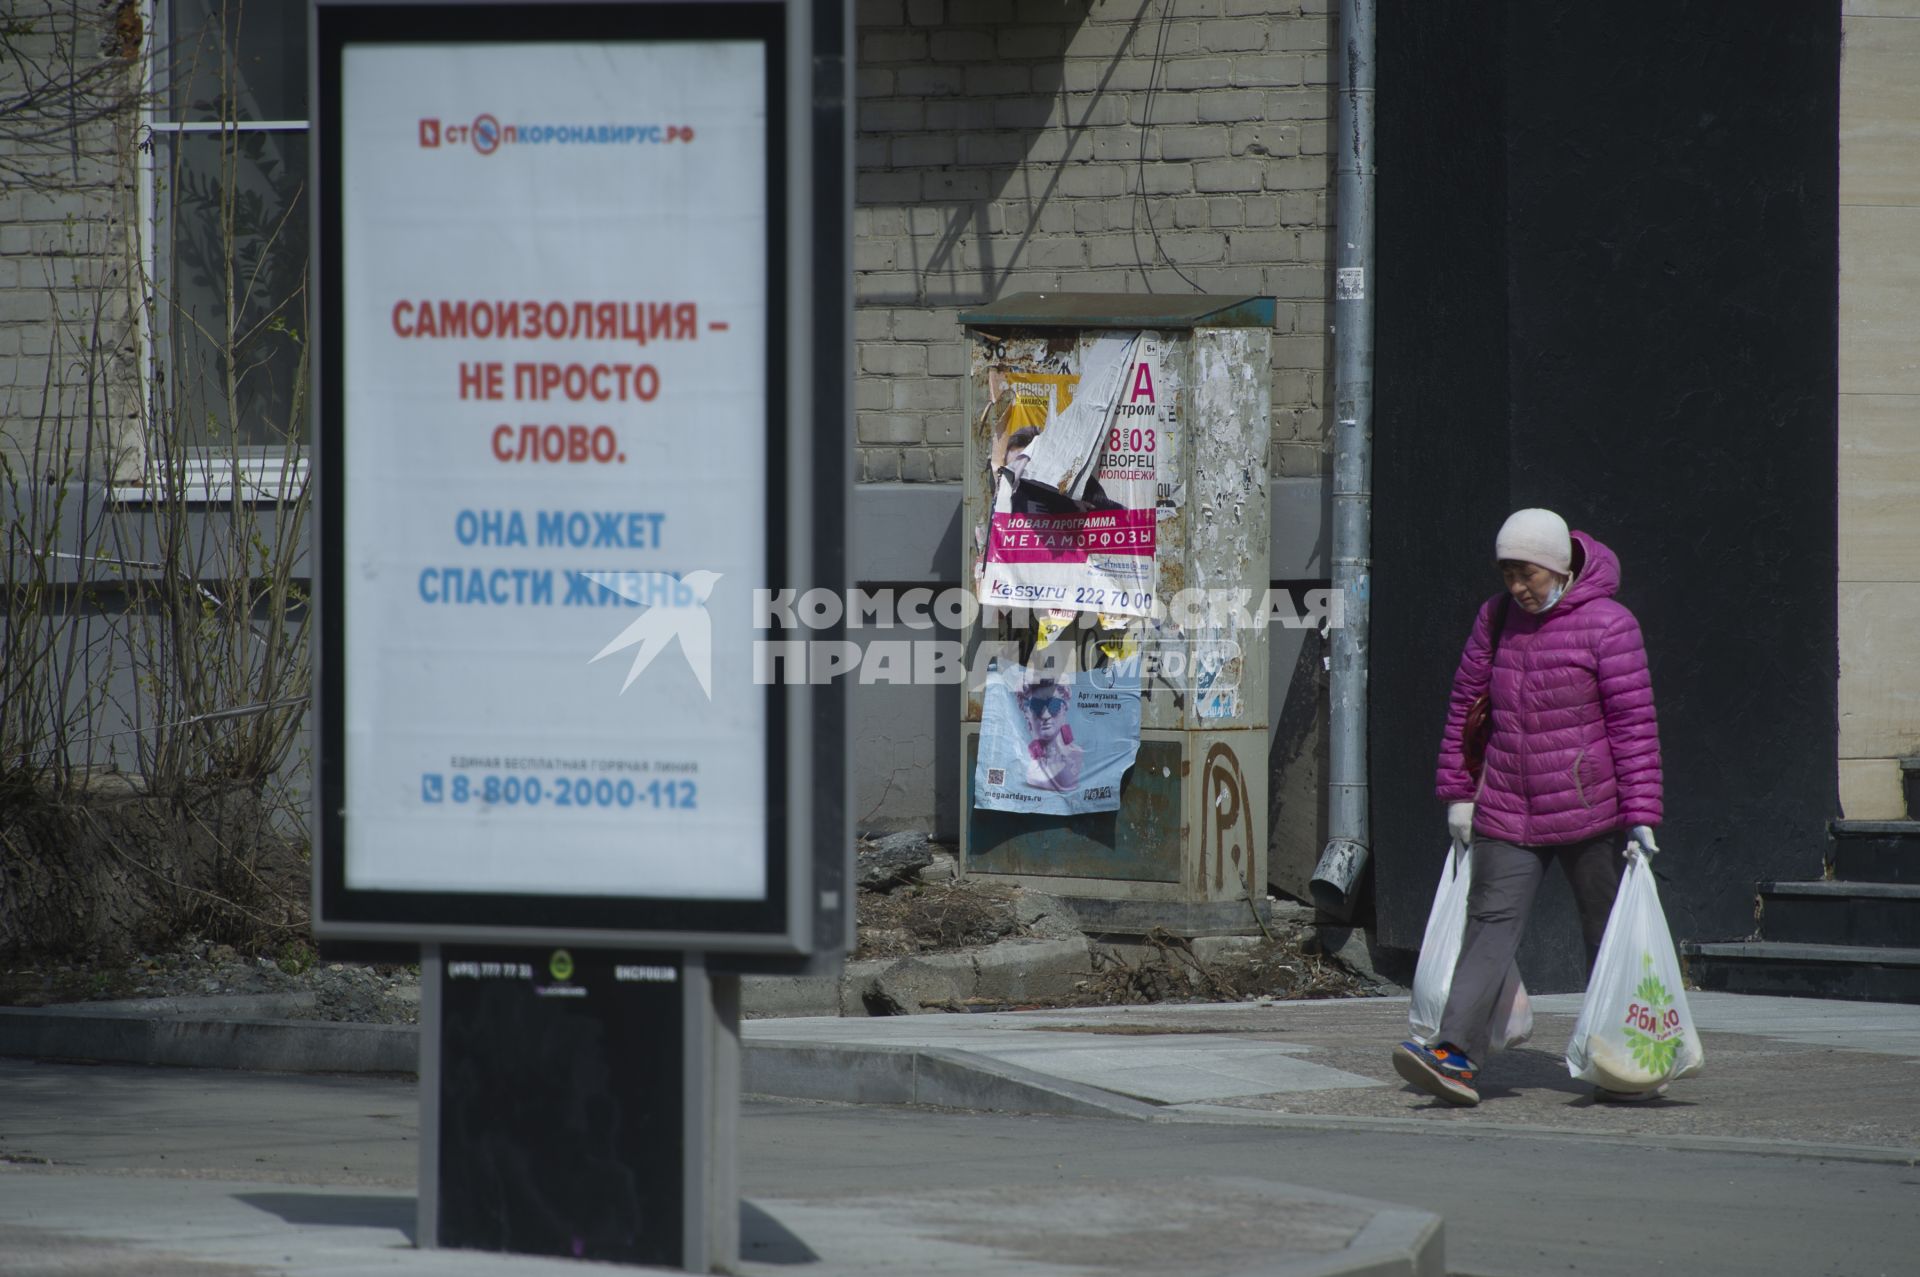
top-left (973, 656), bottom-right (1142, 816)
top-left (980, 332), bottom-right (1174, 619)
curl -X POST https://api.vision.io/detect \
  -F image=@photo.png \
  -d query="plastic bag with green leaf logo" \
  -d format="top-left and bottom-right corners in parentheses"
top-left (1566, 847), bottom-right (1705, 1092)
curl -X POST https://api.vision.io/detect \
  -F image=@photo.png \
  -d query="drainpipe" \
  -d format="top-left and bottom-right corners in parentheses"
top-left (1309, 0), bottom-right (1376, 920)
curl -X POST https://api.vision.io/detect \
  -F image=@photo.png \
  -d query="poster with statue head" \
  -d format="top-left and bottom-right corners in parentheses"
top-left (973, 654), bottom-right (1142, 816)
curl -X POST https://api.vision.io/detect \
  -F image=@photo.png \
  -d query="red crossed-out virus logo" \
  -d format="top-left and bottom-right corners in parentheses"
top-left (470, 114), bottom-right (502, 155)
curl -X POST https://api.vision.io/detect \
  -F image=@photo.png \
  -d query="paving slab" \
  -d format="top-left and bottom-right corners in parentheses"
top-left (741, 993), bottom-right (1920, 1159)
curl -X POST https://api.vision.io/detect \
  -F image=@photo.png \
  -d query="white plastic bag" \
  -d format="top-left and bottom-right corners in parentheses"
top-left (1566, 848), bottom-right (1705, 1091)
top-left (1409, 843), bottom-right (1533, 1054)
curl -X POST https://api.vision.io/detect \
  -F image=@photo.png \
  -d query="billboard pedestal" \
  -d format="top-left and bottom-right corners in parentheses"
top-left (417, 947), bottom-right (740, 1272)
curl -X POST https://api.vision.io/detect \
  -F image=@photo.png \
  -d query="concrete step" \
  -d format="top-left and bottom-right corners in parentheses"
top-left (1682, 940), bottom-right (1920, 1004)
top-left (1829, 820), bottom-right (1920, 884)
top-left (1757, 880), bottom-right (1920, 948)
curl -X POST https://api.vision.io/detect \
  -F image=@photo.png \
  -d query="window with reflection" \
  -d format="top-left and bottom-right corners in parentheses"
top-left (149, 1), bottom-right (309, 452)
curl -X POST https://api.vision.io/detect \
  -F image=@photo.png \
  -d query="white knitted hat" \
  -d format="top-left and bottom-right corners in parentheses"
top-left (1494, 508), bottom-right (1572, 575)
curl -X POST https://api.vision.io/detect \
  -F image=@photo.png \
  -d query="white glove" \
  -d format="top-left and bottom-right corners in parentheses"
top-left (1448, 802), bottom-right (1475, 850)
top-left (1627, 825), bottom-right (1660, 858)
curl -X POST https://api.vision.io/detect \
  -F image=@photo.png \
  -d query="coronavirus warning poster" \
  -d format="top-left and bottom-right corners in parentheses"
top-left (335, 38), bottom-right (771, 901)
top-left (979, 333), bottom-right (1174, 618)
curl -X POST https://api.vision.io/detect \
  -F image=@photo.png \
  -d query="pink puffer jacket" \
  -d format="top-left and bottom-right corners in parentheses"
top-left (1434, 531), bottom-right (1663, 844)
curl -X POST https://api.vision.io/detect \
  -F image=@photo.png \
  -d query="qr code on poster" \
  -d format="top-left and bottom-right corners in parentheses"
top-left (986, 768), bottom-right (1006, 785)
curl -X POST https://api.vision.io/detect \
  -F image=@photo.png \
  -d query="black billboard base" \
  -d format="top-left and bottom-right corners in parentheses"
top-left (416, 946), bottom-right (740, 1271)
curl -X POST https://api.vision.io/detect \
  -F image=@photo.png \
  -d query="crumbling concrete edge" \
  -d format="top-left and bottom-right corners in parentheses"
top-left (0, 1006), bottom-right (416, 1074)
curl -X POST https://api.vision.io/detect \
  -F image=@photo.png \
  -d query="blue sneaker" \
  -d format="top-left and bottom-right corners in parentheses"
top-left (1393, 1040), bottom-right (1480, 1106)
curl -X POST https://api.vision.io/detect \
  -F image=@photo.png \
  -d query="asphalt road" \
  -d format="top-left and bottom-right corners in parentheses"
top-left (3, 1059), bottom-right (1914, 1276)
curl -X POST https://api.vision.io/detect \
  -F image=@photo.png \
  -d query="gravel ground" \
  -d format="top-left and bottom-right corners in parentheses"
top-left (0, 839), bottom-right (1378, 1023)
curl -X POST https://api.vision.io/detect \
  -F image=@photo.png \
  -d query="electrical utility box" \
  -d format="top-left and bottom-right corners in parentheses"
top-left (957, 294), bottom-right (1275, 935)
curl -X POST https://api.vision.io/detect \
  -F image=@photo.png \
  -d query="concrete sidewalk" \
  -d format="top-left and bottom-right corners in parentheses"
top-left (7, 988), bottom-right (1917, 1160)
top-left (742, 992), bottom-right (1920, 1161)
top-left (5, 989), bottom-right (1918, 1274)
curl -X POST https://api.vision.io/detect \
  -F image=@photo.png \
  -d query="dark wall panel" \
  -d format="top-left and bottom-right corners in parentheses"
top-left (1370, 0), bottom-right (1512, 948)
top-left (1373, 1), bottom-right (1840, 992)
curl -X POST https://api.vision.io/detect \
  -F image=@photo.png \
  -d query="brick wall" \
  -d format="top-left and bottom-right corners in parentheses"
top-left (853, 0), bottom-right (1333, 483)
top-left (0, 1), bottom-right (142, 481)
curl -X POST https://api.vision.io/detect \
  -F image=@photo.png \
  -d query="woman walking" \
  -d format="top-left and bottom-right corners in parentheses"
top-left (1394, 508), bottom-right (1663, 1107)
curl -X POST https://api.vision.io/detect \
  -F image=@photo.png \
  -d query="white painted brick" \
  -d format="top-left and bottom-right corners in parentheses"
top-left (1025, 131), bottom-right (1076, 164)
top-left (854, 271), bottom-right (921, 302)
top-left (1088, 235), bottom-right (1143, 268)
top-left (927, 342), bottom-right (969, 377)
top-left (1061, 23), bottom-right (1135, 58)
top-left (1197, 90), bottom-right (1269, 123)
top-left (933, 30), bottom-right (996, 61)
top-left (1157, 126), bottom-right (1231, 161)
top-left (926, 98), bottom-right (997, 130)
top-left (858, 414), bottom-right (924, 445)
top-left (862, 30), bottom-right (928, 63)
top-left (1227, 231), bottom-right (1296, 264)
top-left (894, 66), bottom-right (965, 96)
top-left (1140, 164), bottom-right (1194, 195)
top-left (1027, 238), bottom-right (1088, 269)
top-left (924, 412), bottom-right (966, 445)
top-left (893, 134), bottom-right (956, 166)
top-left (891, 309), bottom-right (959, 342)
top-left (996, 25), bottom-right (1072, 59)
top-left (859, 99), bottom-right (925, 132)
top-left (899, 447), bottom-right (934, 482)
top-left (922, 169), bottom-right (991, 201)
top-left (1061, 59), bottom-right (1156, 94)
top-left (964, 65), bottom-right (1030, 96)
top-left (1234, 123), bottom-right (1301, 157)
top-left (1059, 166), bottom-right (1128, 197)
top-left (1207, 196), bottom-right (1247, 225)
top-left (893, 378), bottom-right (960, 411)
top-left (1263, 155), bottom-right (1331, 190)
top-left (857, 171), bottom-right (919, 204)
top-left (959, 133), bottom-right (1027, 166)
top-left (1202, 20), bottom-right (1273, 53)
top-left (1163, 58), bottom-right (1234, 91)
top-left (1195, 158), bottom-right (1266, 192)
top-left (1277, 191), bottom-right (1322, 224)
top-left (1064, 95), bottom-right (1130, 128)
top-left (860, 342), bottom-right (926, 376)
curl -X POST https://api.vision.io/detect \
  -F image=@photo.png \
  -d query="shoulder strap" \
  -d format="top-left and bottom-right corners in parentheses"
top-left (1487, 593), bottom-right (1512, 654)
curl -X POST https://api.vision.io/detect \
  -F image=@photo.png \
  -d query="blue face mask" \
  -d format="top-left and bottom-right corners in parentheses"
top-left (1538, 577), bottom-right (1570, 612)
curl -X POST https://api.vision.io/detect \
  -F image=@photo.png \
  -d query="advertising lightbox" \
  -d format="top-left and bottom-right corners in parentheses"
top-left (312, 1), bottom-right (846, 956)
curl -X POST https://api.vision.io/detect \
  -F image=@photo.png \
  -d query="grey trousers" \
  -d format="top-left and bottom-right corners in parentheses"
top-left (1435, 832), bottom-right (1625, 1063)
